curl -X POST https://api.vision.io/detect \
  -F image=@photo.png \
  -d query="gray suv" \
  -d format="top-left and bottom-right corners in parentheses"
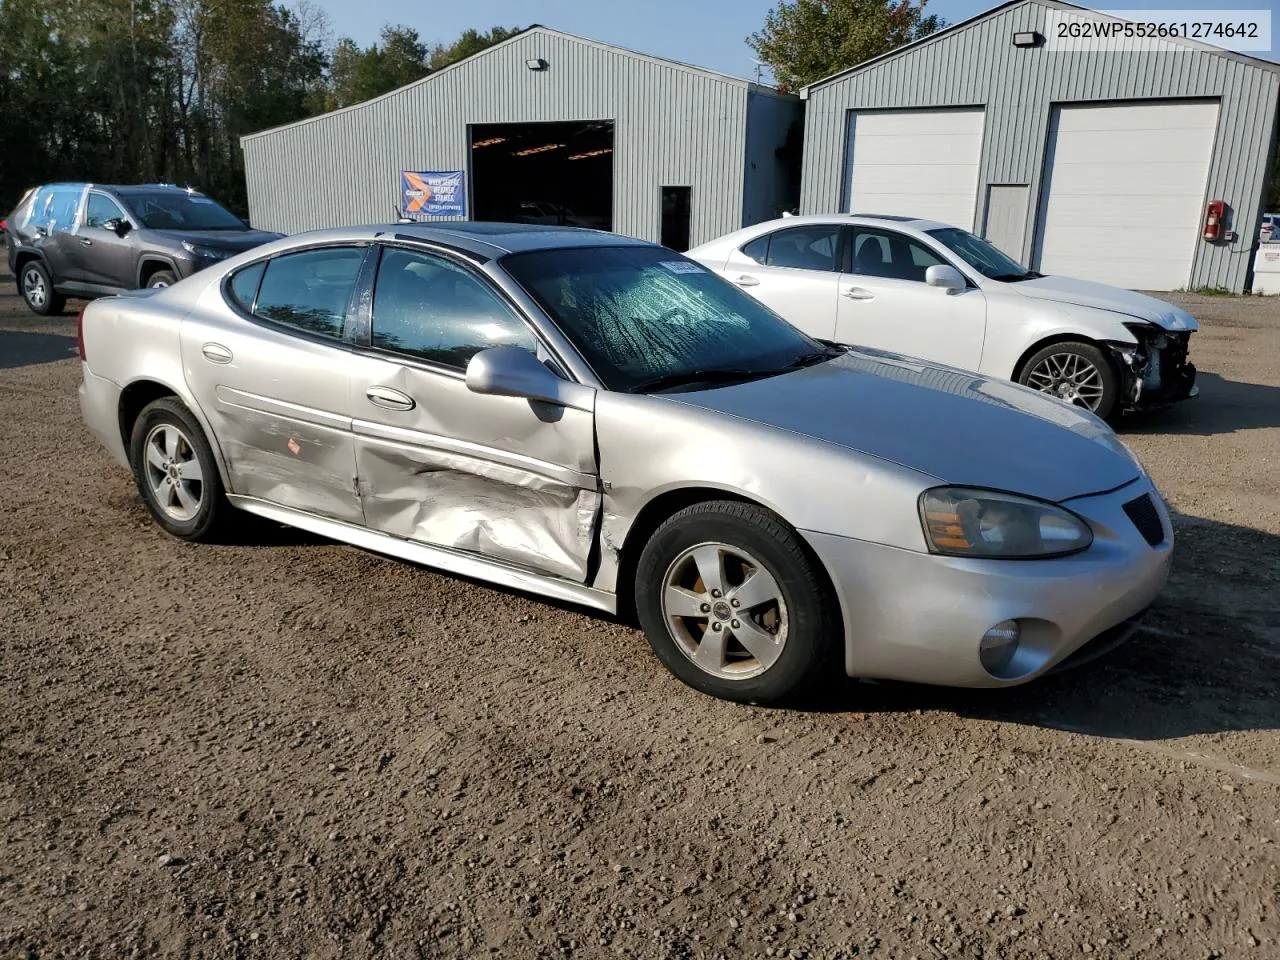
top-left (5, 183), bottom-right (282, 315)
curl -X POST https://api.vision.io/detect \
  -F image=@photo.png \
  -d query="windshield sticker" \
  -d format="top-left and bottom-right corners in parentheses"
top-left (188, 197), bottom-right (214, 204)
top-left (659, 260), bottom-right (704, 275)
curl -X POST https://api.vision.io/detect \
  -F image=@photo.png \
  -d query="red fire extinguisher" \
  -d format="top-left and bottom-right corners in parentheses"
top-left (1203, 200), bottom-right (1225, 241)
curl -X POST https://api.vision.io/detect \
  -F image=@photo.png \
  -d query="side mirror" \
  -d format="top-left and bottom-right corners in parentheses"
top-left (103, 218), bottom-right (131, 237)
top-left (465, 346), bottom-right (595, 411)
top-left (925, 264), bottom-right (966, 294)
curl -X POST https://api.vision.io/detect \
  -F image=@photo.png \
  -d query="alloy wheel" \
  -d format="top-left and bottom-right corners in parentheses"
top-left (660, 541), bottom-right (789, 680)
top-left (143, 423), bottom-right (204, 521)
top-left (22, 267), bottom-right (46, 308)
top-left (1026, 352), bottom-right (1105, 411)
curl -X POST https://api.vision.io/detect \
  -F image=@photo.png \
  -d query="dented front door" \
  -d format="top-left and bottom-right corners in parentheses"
top-left (347, 355), bottom-right (599, 581)
top-left (345, 244), bottom-right (599, 582)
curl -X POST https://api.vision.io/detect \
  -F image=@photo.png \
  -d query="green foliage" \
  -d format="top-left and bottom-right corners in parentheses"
top-left (0, 4), bottom-right (520, 217)
top-left (327, 23), bottom-right (518, 109)
top-left (748, 0), bottom-right (945, 92)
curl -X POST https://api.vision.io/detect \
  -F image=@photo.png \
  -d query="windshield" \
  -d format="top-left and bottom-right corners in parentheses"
top-left (501, 245), bottom-right (828, 392)
top-left (926, 227), bottom-right (1038, 281)
top-left (126, 192), bottom-right (245, 231)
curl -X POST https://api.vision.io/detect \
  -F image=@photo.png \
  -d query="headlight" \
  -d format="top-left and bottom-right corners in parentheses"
top-left (181, 241), bottom-right (231, 259)
top-left (919, 487), bottom-right (1093, 559)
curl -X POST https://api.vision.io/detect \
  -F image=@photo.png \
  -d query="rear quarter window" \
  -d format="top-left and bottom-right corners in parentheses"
top-left (227, 262), bottom-right (266, 312)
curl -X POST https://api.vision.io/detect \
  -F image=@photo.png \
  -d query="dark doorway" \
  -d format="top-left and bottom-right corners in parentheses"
top-left (660, 186), bottom-right (691, 251)
top-left (470, 121), bottom-right (614, 230)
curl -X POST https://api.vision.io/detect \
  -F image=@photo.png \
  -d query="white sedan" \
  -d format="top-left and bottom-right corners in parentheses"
top-left (686, 215), bottom-right (1199, 419)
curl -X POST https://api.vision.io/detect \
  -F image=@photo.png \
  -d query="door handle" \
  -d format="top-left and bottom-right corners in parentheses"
top-left (842, 287), bottom-right (875, 301)
top-left (79, 237), bottom-right (93, 246)
top-left (366, 386), bottom-right (416, 411)
top-left (201, 343), bottom-right (233, 364)
top-left (733, 275), bottom-right (761, 287)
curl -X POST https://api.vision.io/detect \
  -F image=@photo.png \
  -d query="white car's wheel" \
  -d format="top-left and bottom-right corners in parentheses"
top-left (1019, 341), bottom-right (1120, 420)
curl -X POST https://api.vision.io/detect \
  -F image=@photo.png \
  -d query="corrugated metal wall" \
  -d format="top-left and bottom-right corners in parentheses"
top-left (800, 0), bottom-right (1280, 292)
top-left (242, 29), bottom-right (754, 247)
top-left (742, 91), bottom-right (802, 226)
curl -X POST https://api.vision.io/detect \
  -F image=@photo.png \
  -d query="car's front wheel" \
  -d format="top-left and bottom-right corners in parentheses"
top-left (19, 260), bottom-right (65, 316)
top-left (146, 270), bottom-right (177, 289)
top-left (1018, 340), bottom-right (1120, 420)
top-left (129, 398), bottom-right (229, 541)
top-left (635, 500), bottom-right (839, 704)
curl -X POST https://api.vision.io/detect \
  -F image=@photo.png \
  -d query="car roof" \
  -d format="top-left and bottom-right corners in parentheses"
top-left (765, 213), bottom-right (953, 232)
top-left (384, 222), bottom-right (652, 258)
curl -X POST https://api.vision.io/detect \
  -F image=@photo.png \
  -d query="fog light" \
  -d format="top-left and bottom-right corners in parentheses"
top-left (980, 620), bottom-right (1021, 675)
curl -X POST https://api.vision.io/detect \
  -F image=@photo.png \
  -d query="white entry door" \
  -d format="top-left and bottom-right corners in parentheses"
top-left (1033, 100), bottom-right (1219, 290)
top-left (844, 107), bottom-right (986, 228)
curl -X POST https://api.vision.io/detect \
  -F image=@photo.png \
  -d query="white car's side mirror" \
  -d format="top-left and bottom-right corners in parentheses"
top-left (926, 264), bottom-right (966, 294)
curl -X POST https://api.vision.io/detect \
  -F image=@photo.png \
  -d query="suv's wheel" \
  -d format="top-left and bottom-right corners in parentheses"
top-left (1018, 341), bottom-right (1120, 420)
top-left (128, 398), bottom-right (228, 541)
top-left (635, 500), bottom-right (839, 704)
top-left (19, 260), bottom-right (65, 316)
top-left (146, 270), bottom-right (177, 289)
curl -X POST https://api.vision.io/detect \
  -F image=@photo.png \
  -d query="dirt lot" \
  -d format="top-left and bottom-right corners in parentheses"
top-left (1, 277), bottom-right (1278, 960)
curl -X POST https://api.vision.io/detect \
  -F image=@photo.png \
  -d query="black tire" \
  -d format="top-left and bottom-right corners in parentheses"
top-left (18, 259), bottom-right (65, 316)
top-left (128, 397), bottom-right (229, 541)
top-left (1017, 340), bottom-right (1120, 420)
top-left (145, 270), bottom-right (177, 289)
top-left (635, 500), bottom-right (840, 705)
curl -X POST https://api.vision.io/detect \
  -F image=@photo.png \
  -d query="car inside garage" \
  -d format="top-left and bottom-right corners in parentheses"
top-left (470, 120), bottom-right (614, 231)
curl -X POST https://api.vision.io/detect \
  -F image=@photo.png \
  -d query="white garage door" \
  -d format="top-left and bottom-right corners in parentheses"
top-left (844, 108), bottom-right (985, 228)
top-left (1034, 100), bottom-right (1219, 290)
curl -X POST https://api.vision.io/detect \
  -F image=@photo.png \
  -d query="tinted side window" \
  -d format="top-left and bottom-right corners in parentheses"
top-left (254, 247), bottom-right (365, 338)
top-left (850, 229), bottom-right (946, 283)
top-left (84, 193), bottom-right (126, 228)
top-left (371, 248), bottom-right (535, 368)
top-left (740, 235), bottom-right (770, 264)
top-left (764, 226), bottom-right (840, 271)
top-left (228, 262), bottom-right (266, 312)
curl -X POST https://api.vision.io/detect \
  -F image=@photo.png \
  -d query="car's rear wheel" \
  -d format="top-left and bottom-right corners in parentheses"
top-left (635, 500), bottom-right (838, 704)
top-left (129, 398), bottom-right (228, 541)
top-left (19, 260), bottom-right (65, 316)
top-left (146, 270), bottom-right (177, 289)
top-left (1018, 341), bottom-right (1119, 420)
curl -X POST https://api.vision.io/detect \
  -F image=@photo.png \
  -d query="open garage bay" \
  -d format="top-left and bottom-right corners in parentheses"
top-left (2, 278), bottom-right (1279, 957)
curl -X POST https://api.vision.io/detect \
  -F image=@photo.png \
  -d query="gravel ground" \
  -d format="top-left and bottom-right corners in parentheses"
top-left (1, 278), bottom-right (1278, 959)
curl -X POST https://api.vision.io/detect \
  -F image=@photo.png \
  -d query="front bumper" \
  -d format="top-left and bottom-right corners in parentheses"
top-left (1109, 330), bottom-right (1197, 408)
top-left (800, 478), bottom-right (1173, 687)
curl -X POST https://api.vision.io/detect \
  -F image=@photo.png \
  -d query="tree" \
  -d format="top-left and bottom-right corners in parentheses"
top-left (327, 24), bottom-right (519, 110)
top-left (748, 0), bottom-right (944, 92)
top-left (427, 25), bottom-right (520, 70)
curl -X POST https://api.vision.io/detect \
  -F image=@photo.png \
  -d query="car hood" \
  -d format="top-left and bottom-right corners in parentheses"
top-left (669, 349), bottom-right (1142, 503)
top-left (150, 228), bottom-right (284, 251)
top-left (1006, 275), bottom-right (1199, 332)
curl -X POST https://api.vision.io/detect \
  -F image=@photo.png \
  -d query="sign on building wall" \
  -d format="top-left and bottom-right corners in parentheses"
top-left (400, 170), bottom-right (467, 218)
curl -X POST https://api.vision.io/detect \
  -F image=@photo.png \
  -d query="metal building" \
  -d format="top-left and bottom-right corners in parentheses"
top-left (241, 26), bottom-right (799, 250)
top-left (799, 0), bottom-right (1280, 292)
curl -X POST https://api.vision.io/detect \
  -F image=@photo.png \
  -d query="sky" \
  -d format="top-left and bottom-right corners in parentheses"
top-left (302, 0), bottom-right (1280, 78)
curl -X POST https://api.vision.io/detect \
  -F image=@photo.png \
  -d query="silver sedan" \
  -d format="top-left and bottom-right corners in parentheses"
top-left (78, 223), bottom-right (1173, 703)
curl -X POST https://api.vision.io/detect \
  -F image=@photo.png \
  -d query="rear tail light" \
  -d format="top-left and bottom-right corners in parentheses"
top-left (76, 307), bottom-right (87, 361)
top-left (0, 218), bottom-right (7, 232)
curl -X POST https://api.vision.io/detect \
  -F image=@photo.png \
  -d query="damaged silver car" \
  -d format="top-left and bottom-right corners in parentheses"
top-left (79, 224), bottom-right (1174, 703)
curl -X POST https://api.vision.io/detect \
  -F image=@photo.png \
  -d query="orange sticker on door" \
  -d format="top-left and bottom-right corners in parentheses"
top-left (287, 438), bottom-right (301, 456)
